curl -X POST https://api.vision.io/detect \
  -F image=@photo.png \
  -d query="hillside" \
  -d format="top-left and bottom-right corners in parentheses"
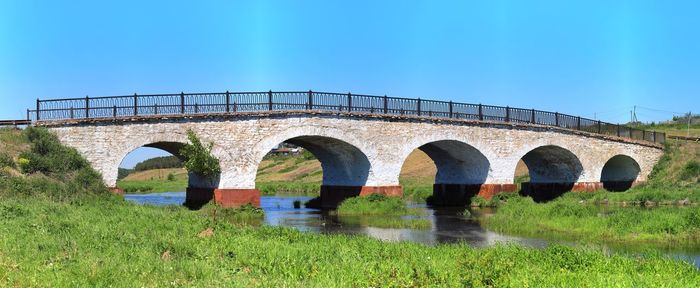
top-left (0, 127), bottom-right (109, 199)
top-left (632, 116), bottom-right (700, 138)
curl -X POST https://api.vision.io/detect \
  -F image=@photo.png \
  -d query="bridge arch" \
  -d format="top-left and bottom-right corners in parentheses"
top-left (516, 144), bottom-right (584, 201)
top-left (418, 140), bottom-right (490, 185)
top-left (398, 139), bottom-right (493, 205)
top-left (243, 126), bottom-right (379, 207)
top-left (116, 141), bottom-right (189, 189)
top-left (256, 135), bottom-right (370, 187)
top-left (600, 154), bottom-right (641, 191)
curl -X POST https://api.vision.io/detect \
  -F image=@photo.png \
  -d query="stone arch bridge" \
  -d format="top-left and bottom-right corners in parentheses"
top-left (28, 91), bottom-right (665, 207)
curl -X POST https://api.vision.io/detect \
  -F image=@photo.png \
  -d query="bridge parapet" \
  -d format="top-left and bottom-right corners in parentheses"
top-left (27, 91), bottom-right (664, 145)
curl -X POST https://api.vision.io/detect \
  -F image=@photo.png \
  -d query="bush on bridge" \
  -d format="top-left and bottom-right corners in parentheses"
top-left (179, 129), bottom-right (221, 179)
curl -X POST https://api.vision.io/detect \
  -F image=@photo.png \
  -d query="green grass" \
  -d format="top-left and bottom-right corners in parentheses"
top-left (556, 186), bottom-right (700, 205)
top-left (483, 196), bottom-right (700, 248)
top-left (337, 194), bottom-right (420, 216)
top-left (198, 203), bottom-right (265, 225)
top-left (400, 177), bottom-right (433, 203)
top-left (338, 216), bottom-right (432, 229)
top-left (631, 119), bottom-right (700, 137)
top-left (0, 196), bottom-right (698, 287)
top-left (256, 181), bottom-right (320, 196)
top-left (117, 179), bottom-right (188, 193)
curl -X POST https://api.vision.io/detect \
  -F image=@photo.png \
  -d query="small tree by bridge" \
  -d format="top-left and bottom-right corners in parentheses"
top-left (179, 129), bottom-right (220, 184)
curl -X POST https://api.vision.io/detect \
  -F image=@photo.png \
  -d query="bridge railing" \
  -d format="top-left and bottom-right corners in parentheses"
top-left (26, 91), bottom-right (665, 144)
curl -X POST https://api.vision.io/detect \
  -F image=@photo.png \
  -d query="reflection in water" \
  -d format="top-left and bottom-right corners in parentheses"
top-left (125, 192), bottom-right (699, 268)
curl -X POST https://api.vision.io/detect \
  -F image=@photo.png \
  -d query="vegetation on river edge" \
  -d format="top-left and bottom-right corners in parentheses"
top-left (2, 197), bottom-right (698, 287)
top-left (482, 194), bottom-right (700, 248)
top-left (337, 193), bottom-right (420, 216)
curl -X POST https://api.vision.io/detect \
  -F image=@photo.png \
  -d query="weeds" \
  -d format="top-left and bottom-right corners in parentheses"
top-left (337, 194), bottom-right (418, 216)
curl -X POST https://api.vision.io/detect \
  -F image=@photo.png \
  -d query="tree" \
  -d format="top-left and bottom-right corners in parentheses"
top-left (179, 130), bottom-right (221, 179)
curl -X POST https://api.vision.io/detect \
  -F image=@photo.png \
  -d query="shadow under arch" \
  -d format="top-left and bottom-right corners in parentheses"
top-left (600, 154), bottom-right (641, 191)
top-left (257, 135), bottom-right (372, 208)
top-left (401, 140), bottom-right (490, 206)
top-left (518, 145), bottom-right (583, 202)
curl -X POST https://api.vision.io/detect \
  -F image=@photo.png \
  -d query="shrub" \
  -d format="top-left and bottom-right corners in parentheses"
top-left (470, 195), bottom-right (489, 207)
top-left (680, 160), bottom-right (700, 181)
top-left (167, 173), bottom-right (176, 181)
top-left (0, 127), bottom-right (108, 200)
top-left (0, 152), bottom-right (14, 168)
top-left (19, 127), bottom-right (90, 175)
top-left (179, 130), bottom-right (220, 178)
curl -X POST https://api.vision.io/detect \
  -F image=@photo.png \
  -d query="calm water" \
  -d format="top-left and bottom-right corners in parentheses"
top-left (125, 192), bottom-right (700, 268)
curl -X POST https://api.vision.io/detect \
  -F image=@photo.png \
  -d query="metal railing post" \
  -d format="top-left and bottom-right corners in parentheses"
top-left (36, 99), bottom-right (40, 121)
top-left (449, 101), bottom-right (453, 118)
top-left (554, 112), bottom-right (559, 126)
top-left (348, 92), bottom-right (352, 112)
top-left (597, 120), bottom-right (602, 134)
top-left (134, 93), bottom-right (138, 116)
top-left (478, 104), bottom-right (483, 120)
top-left (383, 95), bottom-right (388, 114)
top-left (531, 109), bottom-right (535, 123)
top-left (505, 106), bottom-right (510, 122)
top-left (180, 92), bottom-right (185, 114)
top-left (417, 98), bottom-right (421, 116)
top-left (112, 106), bottom-right (116, 118)
top-left (268, 90), bottom-right (273, 111)
top-left (225, 91), bottom-right (230, 113)
top-left (26, 109), bottom-right (29, 121)
top-left (577, 116), bottom-right (581, 130)
top-left (307, 90), bottom-right (312, 110)
top-left (85, 96), bottom-right (90, 118)
top-left (154, 103), bottom-right (158, 115)
top-left (70, 107), bottom-right (74, 119)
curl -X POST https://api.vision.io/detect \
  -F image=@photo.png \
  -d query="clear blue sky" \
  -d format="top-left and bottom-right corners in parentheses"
top-left (1, 1), bottom-right (698, 167)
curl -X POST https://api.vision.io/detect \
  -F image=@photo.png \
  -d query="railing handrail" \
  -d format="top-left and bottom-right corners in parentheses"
top-left (25, 90), bottom-right (665, 144)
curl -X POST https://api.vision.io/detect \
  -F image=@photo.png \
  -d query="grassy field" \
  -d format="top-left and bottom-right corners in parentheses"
top-left (632, 117), bottom-right (700, 138)
top-left (2, 196), bottom-right (698, 287)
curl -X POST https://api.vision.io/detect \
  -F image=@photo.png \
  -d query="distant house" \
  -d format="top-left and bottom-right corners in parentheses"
top-left (269, 143), bottom-right (301, 155)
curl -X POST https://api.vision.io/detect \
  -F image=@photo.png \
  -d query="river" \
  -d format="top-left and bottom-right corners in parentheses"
top-left (125, 192), bottom-right (699, 268)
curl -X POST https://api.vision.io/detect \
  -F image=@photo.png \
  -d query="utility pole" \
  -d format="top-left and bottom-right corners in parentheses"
top-left (688, 111), bottom-right (692, 137)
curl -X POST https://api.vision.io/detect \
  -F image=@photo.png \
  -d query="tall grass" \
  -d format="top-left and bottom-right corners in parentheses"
top-left (0, 197), bottom-right (698, 286)
top-left (484, 196), bottom-right (700, 247)
top-left (337, 194), bottom-right (419, 216)
top-left (257, 181), bottom-right (320, 196)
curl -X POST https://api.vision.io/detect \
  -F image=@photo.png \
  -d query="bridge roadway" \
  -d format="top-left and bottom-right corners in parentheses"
top-left (38, 110), bottom-right (663, 208)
